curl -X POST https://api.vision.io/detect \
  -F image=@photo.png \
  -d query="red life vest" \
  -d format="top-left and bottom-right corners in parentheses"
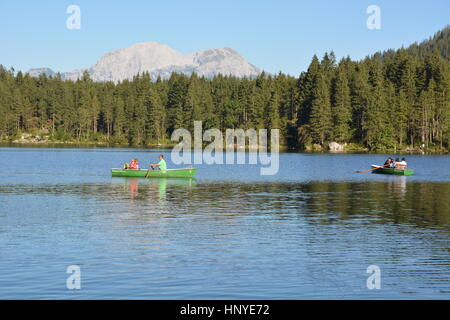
top-left (129, 161), bottom-right (138, 170)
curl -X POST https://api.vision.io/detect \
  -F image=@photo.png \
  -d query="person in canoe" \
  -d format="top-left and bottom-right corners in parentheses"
top-left (383, 157), bottom-right (393, 168)
top-left (123, 158), bottom-right (139, 170)
top-left (150, 155), bottom-right (167, 171)
top-left (393, 158), bottom-right (404, 169)
top-left (397, 157), bottom-right (407, 170)
top-left (130, 159), bottom-right (139, 170)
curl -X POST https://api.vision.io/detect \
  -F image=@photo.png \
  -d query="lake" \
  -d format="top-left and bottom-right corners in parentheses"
top-left (0, 147), bottom-right (449, 299)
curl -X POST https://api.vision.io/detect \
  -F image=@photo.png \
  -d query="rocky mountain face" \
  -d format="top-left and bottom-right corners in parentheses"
top-left (27, 42), bottom-right (261, 82)
top-left (27, 67), bottom-right (56, 78)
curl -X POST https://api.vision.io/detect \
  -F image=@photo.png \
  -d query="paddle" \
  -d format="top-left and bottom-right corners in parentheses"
top-left (356, 164), bottom-right (388, 173)
top-left (145, 165), bottom-right (153, 178)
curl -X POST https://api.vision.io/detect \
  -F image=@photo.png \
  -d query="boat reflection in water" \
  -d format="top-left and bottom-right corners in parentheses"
top-left (386, 175), bottom-right (407, 198)
top-left (111, 177), bottom-right (197, 202)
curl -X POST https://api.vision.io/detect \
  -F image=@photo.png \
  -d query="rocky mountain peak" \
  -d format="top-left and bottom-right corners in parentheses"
top-left (27, 42), bottom-right (261, 82)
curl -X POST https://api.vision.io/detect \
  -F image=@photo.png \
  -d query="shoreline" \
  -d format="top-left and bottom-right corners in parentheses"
top-left (0, 141), bottom-right (447, 155)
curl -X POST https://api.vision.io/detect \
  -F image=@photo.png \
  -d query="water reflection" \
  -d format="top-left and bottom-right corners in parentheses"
top-left (110, 177), bottom-right (197, 202)
top-left (1, 178), bottom-right (449, 299)
top-left (2, 179), bottom-right (448, 230)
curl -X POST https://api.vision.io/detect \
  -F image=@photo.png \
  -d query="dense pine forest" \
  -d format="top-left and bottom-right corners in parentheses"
top-left (0, 27), bottom-right (449, 151)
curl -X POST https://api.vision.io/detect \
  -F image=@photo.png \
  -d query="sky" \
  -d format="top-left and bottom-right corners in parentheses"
top-left (0, 0), bottom-right (449, 76)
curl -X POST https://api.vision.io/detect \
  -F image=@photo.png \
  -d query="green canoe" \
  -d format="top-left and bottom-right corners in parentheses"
top-left (111, 168), bottom-right (197, 178)
top-left (371, 165), bottom-right (414, 175)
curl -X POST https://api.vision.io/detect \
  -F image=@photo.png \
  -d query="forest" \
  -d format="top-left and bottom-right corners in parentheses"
top-left (0, 27), bottom-right (449, 152)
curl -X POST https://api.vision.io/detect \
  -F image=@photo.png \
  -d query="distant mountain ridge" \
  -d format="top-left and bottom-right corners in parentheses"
top-left (27, 42), bottom-right (261, 82)
top-left (27, 67), bottom-right (56, 78)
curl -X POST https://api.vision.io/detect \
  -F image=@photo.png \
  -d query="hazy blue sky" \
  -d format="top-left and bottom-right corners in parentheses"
top-left (1, 0), bottom-right (448, 76)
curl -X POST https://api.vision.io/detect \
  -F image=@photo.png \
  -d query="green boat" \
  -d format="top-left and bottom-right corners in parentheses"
top-left (371, 165), bottom-right (414, 175)
top-left (111, 168), bottom-right (197, 178)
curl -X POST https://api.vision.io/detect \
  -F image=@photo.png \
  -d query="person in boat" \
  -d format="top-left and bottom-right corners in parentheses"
top-left (387, 157), bottom-right (396, 168)
top-left (383, 157), bottom-right (393, 168)
top-left (128, 158), bottom-right (139, 170)
top-left (399, 157), bottom-right (407, 169)
top-left (150, 155), bottom-right (167, 171)
top-left (393, 158), bottom-right (402, 169)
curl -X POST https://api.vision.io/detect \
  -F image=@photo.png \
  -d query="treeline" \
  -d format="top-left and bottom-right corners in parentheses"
top-left (401, 26), bottom-right (450, 60)
top-left (0, 30), bottom-right (449, 151)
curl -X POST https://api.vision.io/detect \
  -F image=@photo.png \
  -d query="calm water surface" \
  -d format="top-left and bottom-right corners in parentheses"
top-left (0, 147), bottom-right (449, 299)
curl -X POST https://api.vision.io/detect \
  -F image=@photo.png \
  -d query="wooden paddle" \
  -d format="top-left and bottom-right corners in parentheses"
top-left (145, 166), bottom-right (153, 178)
top-left (356, 164), bottom-right (387, 173)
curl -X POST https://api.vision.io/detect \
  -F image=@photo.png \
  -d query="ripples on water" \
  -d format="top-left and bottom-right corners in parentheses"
top-left (0, 148), bottom-right (449, 299)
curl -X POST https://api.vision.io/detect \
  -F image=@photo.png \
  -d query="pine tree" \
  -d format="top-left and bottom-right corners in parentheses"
top-left (393, 89), bottom-right (409, 146)
top-left (145, 87), bottom-right (166, 144)
top-left (309, 73), bottom-right (333, 145)
top-left (265, 91), bottom-right (280, 130)
top-left (113, 95), bottom-right (125, 140)
top-left (364, 61), bottom-right (394, 150)
top-left (184, 73), bottom-right (203, 131)
top-left (349, 63), bottom-right (370, 143)
top-left (331, 63), bottom-right (352, 142)
top-left (297, 55), bottom-right (320, 126)
top-left (166, 73), bottom-right (188, 131)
